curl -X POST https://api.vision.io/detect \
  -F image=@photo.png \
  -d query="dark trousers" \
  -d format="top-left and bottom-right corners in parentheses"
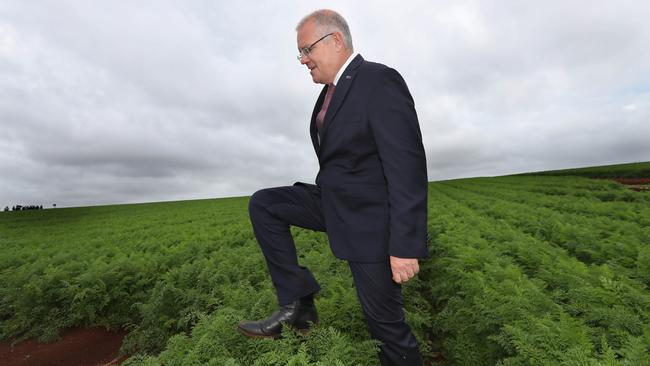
top-left (248, 185), bottom-right (422, 366)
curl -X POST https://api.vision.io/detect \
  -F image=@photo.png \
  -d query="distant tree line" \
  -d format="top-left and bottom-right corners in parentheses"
top-left (4, 204), bottom-right (44, 212)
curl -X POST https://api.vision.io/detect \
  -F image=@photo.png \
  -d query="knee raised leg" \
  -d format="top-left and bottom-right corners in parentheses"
top-left (249, 188), bottom-right (275, 215)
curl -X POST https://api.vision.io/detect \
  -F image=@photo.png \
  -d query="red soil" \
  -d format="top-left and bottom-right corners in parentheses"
top-left (0, 328), bottom-right (128, 366)
top-left (613, 178), bottom-right (650, 185)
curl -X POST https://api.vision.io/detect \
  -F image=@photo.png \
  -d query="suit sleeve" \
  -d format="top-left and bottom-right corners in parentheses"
top-left (368, 67), bottom-right (429, 258)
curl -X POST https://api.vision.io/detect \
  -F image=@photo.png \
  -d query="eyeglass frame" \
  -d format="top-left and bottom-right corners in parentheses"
top-left (297, 33), bottom-right (334, 61)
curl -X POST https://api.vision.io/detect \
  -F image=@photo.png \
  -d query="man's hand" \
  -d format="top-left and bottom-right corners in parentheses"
top-left (390, 256), bottom-right (419, 284)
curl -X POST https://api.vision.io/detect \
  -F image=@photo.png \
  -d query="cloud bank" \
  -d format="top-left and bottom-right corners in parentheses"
top-left (1, 1), bottom-right (648, 207)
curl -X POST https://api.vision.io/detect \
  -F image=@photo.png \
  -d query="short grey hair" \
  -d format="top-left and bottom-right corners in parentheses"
top-left (296, 9), bottom-right (354, 51)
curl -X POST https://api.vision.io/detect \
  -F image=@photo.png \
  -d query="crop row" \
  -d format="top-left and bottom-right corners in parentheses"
top-left (422, 182), bottom-right (650, 364)
top-left (436, 181), bottom-right (650, 285)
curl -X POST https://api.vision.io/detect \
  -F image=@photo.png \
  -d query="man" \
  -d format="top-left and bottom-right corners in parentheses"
top-left (238, 9), bottom-right (428, 366)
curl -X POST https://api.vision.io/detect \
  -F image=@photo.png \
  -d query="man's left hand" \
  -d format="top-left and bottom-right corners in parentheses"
top-left (390, 256), bottom-right (419, 284)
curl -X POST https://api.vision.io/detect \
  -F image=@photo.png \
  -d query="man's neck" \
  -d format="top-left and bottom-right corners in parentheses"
top-left (332, 51), bottom-right (357, 86)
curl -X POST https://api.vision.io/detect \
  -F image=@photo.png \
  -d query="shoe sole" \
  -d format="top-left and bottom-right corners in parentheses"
top-left (236, 322), bottom-right (319, 339)
top-left (237, 326), bottom-right (280, 339)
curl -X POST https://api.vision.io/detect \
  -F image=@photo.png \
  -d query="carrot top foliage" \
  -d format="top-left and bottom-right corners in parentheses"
top-left (2, 169), bottom-right (649, 365)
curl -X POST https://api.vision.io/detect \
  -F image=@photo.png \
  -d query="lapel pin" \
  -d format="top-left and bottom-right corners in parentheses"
top-left (346, 75), bottom-right (352, 79)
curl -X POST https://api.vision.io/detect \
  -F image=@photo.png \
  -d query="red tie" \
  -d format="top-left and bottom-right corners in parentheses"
top-left (316, 84), bottom-right (336, 130)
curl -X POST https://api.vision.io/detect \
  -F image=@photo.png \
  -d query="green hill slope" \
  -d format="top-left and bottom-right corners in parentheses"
top-left (516, 161), bottom-right (650, 178)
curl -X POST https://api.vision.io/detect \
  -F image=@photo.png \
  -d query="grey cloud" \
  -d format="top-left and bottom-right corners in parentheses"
top-left (1, 0), bottom-right (649, 207)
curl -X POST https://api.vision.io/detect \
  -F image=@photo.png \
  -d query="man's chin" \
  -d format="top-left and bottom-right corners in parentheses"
top-left (309, 70), bottom-right (324, 84)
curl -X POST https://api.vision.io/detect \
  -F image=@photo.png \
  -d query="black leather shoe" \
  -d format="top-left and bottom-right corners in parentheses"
top-left (237, 297), bottom-right (319, 339)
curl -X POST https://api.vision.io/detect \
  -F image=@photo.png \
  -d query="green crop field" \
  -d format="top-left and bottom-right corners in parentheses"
top-left (1, 164), bottom-right (650, 365)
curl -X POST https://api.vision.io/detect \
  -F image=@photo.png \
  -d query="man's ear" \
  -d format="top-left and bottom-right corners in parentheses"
top-left (333, 32), bottom-right (345, 51)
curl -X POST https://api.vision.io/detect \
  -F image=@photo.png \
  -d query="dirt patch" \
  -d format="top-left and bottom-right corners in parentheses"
top-left (610, 178), bottom-right (650, 192)
top-left (0, 328), bottom-right (128, 366)
top-left (613, 178), bottom-right (650, 185)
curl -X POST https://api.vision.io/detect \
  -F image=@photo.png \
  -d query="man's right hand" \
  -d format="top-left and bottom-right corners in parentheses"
top-left (389, 256), bottom-right (419, 284)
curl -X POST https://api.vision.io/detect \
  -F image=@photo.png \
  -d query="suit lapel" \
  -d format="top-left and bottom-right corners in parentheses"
top-left (319, 54), bottom-right (364, 148)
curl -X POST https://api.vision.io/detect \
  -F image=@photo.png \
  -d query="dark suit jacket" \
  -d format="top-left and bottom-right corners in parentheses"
top-left (295, 54), bottom-right (428, 262)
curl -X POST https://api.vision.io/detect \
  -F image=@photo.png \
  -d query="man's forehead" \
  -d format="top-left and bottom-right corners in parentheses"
top-left (296, 21), bottom-right (318, 47)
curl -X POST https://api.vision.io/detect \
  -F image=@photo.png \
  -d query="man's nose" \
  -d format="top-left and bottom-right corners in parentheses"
top-left (300, 55), bottom-right (310, 65)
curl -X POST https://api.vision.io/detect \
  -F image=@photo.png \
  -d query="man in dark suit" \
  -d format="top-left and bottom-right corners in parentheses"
top-left (238, 9), bottom-right (428, 366)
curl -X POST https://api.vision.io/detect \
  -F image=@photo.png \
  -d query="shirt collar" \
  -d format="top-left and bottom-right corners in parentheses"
top-left (333, 51), bottom-right (358, 86)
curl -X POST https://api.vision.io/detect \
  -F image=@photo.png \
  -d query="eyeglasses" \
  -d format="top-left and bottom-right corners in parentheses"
top-left (297, 33), bottom-right (333, 61)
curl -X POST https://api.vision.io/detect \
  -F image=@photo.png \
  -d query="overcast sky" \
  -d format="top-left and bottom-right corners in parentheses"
top-left (1, 1), bottom-right (649, 208)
